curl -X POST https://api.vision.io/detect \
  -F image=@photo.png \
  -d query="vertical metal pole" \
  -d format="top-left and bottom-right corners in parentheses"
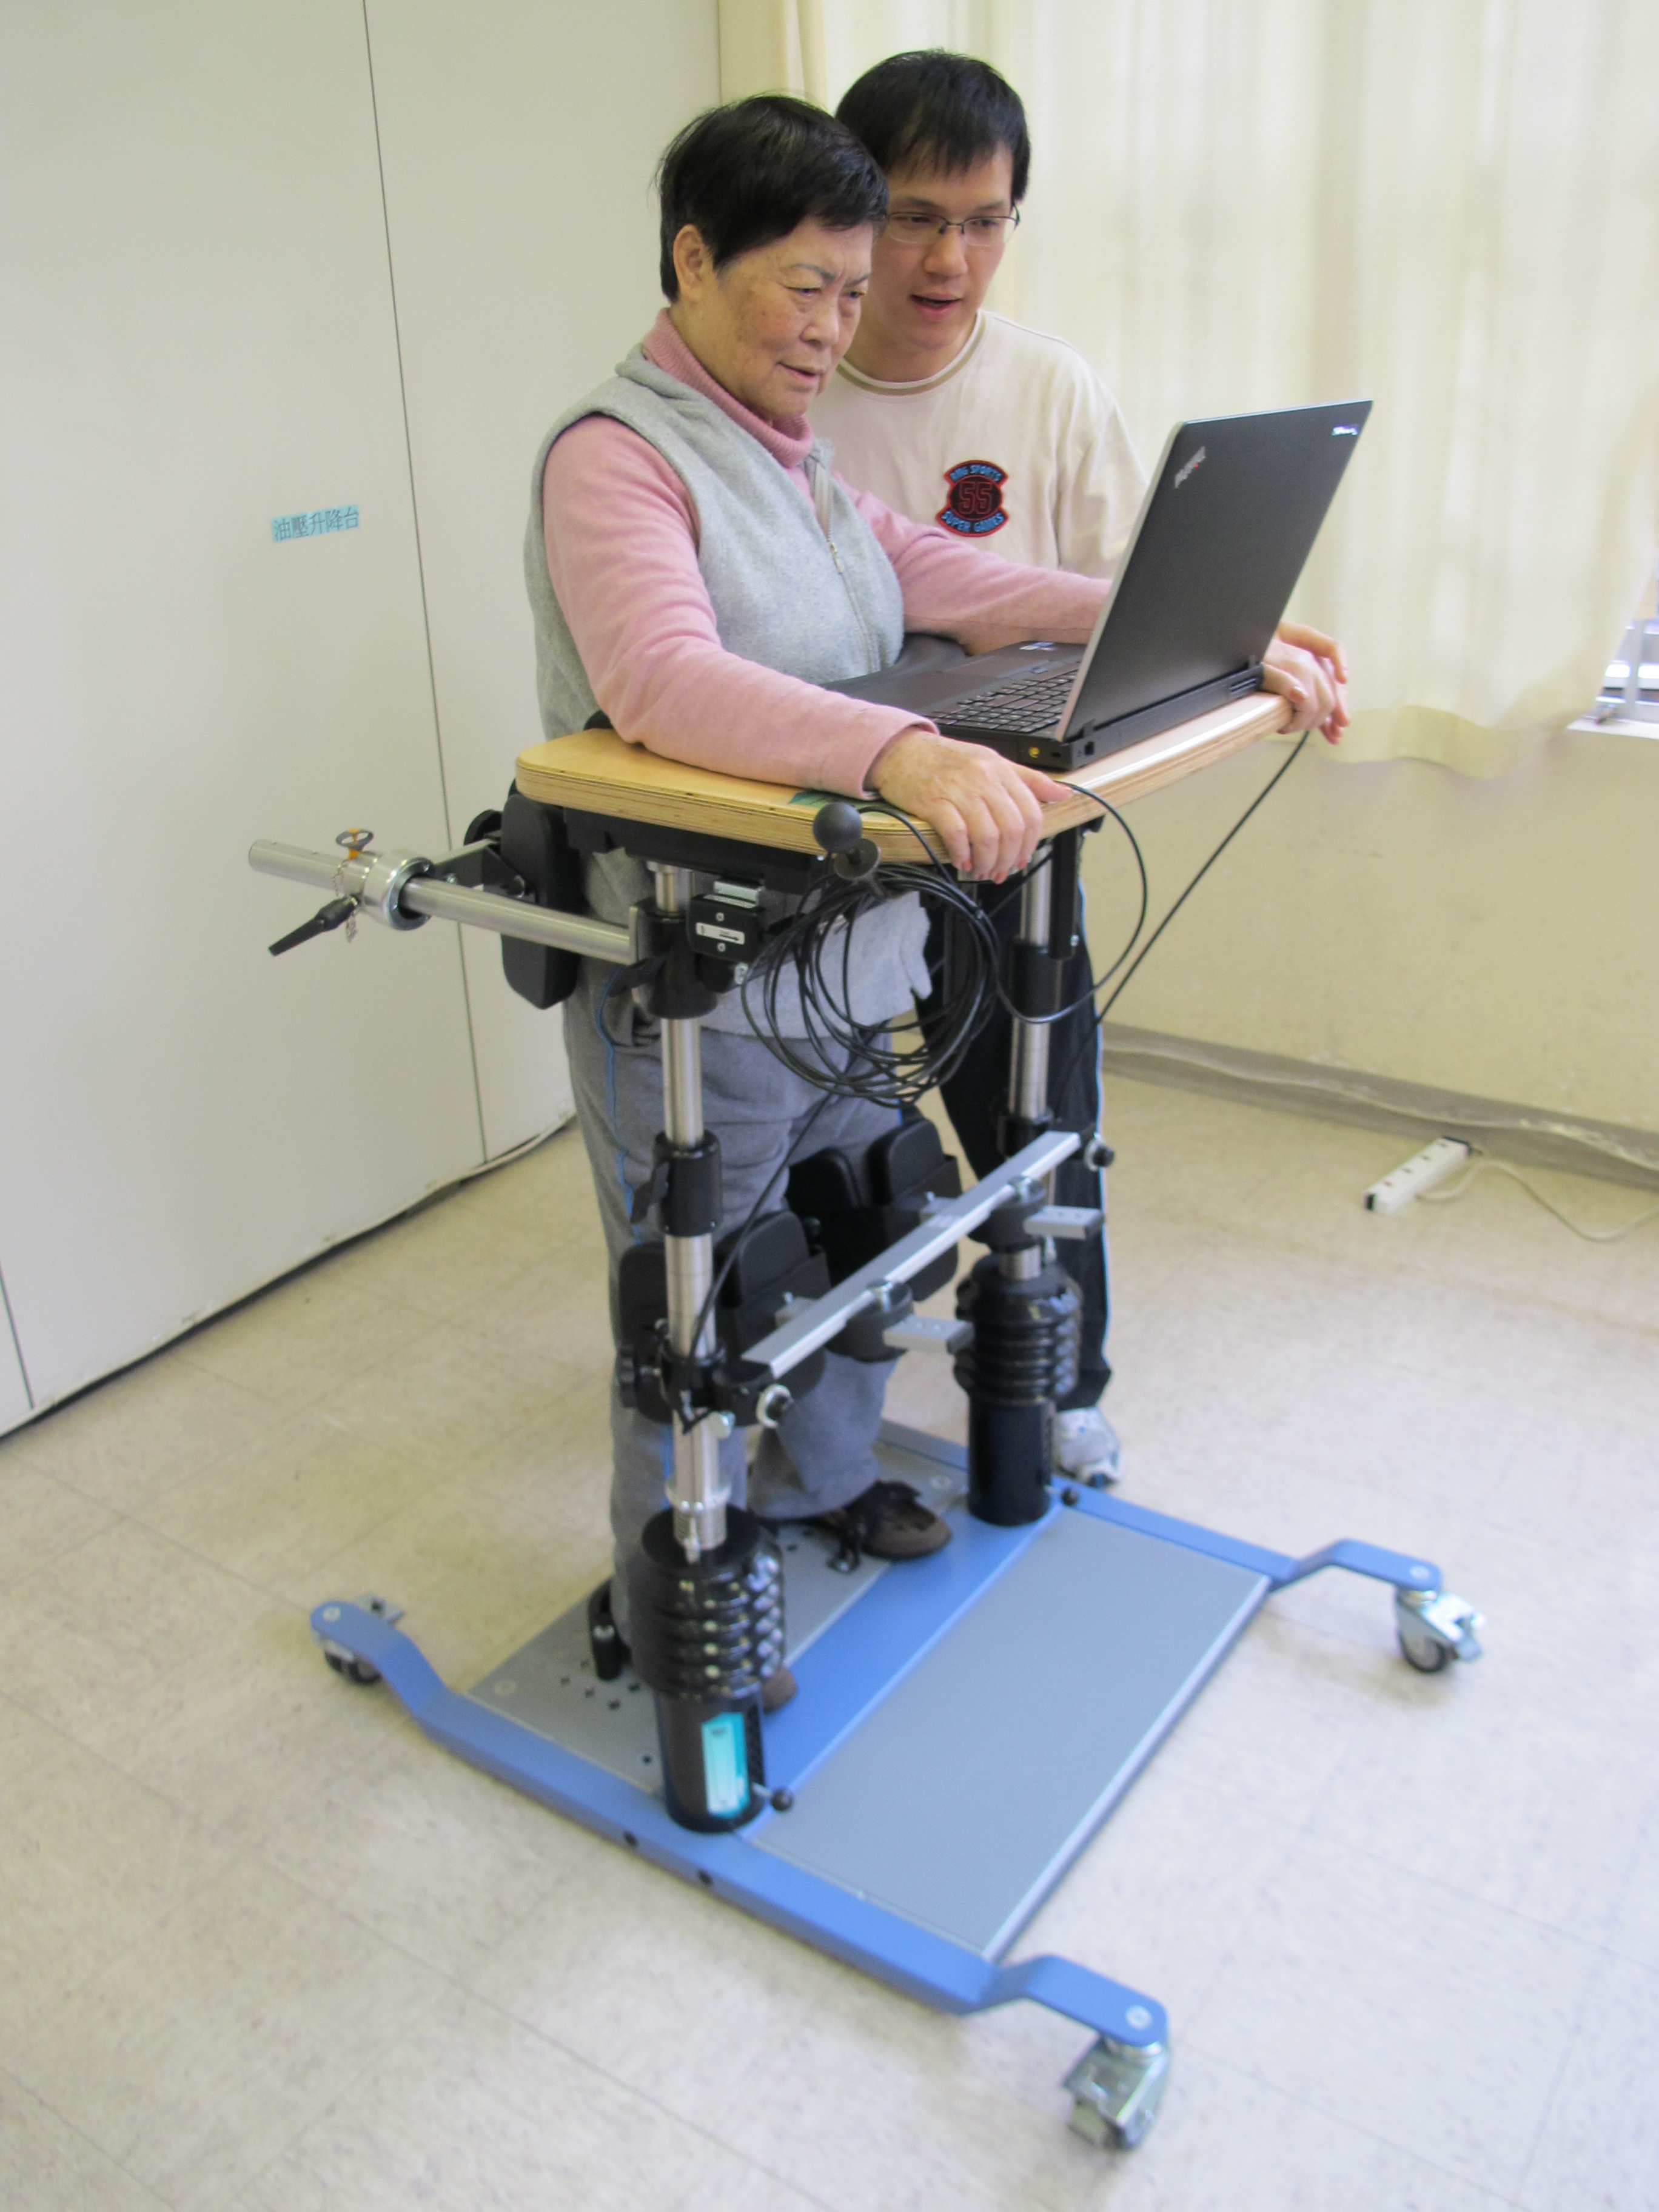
top-left (1005, 847), bottom-right (1056, 1278)
top-left (1008, 843), bottom-right (1053, 1134)
top-left (651, 865), bottom-right (728, 1561)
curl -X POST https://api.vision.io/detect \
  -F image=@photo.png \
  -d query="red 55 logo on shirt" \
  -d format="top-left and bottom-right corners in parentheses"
top-left (936, 459), bottom-right (1008, 537)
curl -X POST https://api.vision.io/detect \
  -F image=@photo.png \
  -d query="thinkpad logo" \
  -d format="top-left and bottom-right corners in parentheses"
top-left (1173, 446), bottom-right (1206, 489)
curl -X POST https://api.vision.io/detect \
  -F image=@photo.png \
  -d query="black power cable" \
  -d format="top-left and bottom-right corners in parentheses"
top-left (1045, 729), bottom-right (1312, 1116)
top-left (985, 790), bottom-right (1150, 1031)
top-left (738, 820), bottom-right (1005, 1108)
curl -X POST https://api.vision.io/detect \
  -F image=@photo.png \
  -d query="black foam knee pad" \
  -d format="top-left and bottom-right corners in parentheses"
top-left (786, 1116), bottom-right (962, 1302)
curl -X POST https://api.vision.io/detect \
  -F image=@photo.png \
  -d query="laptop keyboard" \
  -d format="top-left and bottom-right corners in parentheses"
top-left (938, 664), bottom-right (1076, 734)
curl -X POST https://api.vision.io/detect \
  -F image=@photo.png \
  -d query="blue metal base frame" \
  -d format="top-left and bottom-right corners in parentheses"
top-left (310, 1422), bottom-right (1458, 2061)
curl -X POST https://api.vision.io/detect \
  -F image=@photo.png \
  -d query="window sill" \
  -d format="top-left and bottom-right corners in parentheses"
top-left (1570, 713), bottom-right (1659, 740)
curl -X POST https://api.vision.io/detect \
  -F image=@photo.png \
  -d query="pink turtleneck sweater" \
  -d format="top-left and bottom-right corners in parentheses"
top-left (541, 312), bottom-right (1108, 794)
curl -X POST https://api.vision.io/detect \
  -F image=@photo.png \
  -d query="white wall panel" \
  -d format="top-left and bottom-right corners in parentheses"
top-left (0, 1), bottom-right (486, 1416)
top-left (363, 0), bottom-right (720, 1154)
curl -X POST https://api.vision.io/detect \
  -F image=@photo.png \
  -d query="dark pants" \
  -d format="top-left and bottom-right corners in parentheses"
top-left (931, 886), bottom-right (1110, 1415)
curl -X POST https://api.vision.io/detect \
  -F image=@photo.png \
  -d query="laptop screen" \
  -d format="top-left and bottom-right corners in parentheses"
top-left (1065, 400), bottom-right (1370, 736)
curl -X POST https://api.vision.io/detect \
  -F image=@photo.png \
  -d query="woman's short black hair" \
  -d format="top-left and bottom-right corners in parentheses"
top-left (655, 96), bottom-right (888, 300)
top-left (836, 50), bottom-right (1030, 205)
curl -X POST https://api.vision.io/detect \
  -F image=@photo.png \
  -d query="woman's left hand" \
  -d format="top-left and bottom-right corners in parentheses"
top-left (870, 726), bottom-right (1068, 880)
top-left (1262, 622), bottom-right (1350, 743)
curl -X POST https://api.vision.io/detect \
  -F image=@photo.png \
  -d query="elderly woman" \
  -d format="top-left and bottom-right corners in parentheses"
top-left (526, 98), bottom-right (1336, 1699)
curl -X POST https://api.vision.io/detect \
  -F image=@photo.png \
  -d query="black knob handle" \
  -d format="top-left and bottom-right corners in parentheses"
top-left (268, 896), bottom-right (357, 957)
top-left (813, 800), bottom-right (865, 856)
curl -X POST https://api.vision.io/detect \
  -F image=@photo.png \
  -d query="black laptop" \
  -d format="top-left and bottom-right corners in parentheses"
top-left (826, 399), bottom-right (1371, 770)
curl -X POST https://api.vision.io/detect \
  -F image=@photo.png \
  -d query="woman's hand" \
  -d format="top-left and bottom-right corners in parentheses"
top-left (1262, 622), bottom-right (1350, 743)
top-left (870, 726), bottom-right (1069, 879)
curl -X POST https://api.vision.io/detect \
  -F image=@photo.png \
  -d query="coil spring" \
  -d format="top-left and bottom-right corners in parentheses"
top-left (629, 1510), bottom-right (785, 1700)
top-left (953, 1254), bottom-right (1082, 1407)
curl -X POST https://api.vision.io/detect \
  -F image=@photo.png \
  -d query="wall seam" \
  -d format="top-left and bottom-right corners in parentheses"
top-left (0, 1259), bottom-right (36, 1410)
top-left (360, 0), bottom-right (490, 1162)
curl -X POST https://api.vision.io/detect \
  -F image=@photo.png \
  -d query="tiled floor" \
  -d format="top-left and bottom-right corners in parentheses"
top-left (2, 1079), bottom-right (1655, 2211)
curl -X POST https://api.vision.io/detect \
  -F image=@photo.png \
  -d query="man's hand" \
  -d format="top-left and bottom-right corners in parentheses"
top-left (1262, 622), bottom-right (1349, 743)
top-left (870, 726), bottom-right (1068, 879)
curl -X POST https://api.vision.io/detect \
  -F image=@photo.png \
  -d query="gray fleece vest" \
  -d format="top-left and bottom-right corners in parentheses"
top-left (523, 347), bottom-right (927, 1037)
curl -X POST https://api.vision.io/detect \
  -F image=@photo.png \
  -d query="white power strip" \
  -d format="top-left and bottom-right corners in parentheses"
top-left (1364, 1138), bottom-right (1473, 1215)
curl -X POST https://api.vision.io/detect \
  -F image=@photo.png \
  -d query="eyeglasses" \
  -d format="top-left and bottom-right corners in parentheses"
top-left (882, 209), bottom-right (1021, 252)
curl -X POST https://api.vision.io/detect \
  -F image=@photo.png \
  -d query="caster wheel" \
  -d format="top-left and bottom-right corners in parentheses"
top-left (313, 1594), bottom-right (403, 1687)
top-left (1398, 1625), bottom-right (1452, 1674)
top-left (1393, 1586), bottom-right (1483, 1673)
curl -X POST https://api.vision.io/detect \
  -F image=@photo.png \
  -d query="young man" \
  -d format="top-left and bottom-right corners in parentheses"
top-left (820, 52), bottom-right (1347, 1480)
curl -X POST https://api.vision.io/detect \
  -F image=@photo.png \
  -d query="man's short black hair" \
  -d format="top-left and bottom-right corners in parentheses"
top-left (836, 50), bottom-right (1030, 206)
top-left (655, 96), bottom-right (888, 300)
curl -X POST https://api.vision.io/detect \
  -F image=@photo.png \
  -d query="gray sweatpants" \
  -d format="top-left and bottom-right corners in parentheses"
top-left (563, 965), bottom-right (902, 1632)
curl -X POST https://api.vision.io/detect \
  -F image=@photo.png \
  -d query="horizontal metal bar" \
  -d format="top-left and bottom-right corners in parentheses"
top-left (1068, 1486), bottom-right (1442, 1596)
top-left (748, 1129), bottom-right (1079, 1381)
top-left (249, 840), bottom-right (370, 897)
top-left (249, 840), bottom-right (629, 964)
top-left (401, 875), bottom-right (629, 963)
top-left (1272, 1535), bottom-right (1442, 1594)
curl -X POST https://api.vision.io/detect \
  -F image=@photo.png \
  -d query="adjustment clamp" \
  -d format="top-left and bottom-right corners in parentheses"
top-left (628, 1130), bottom-right (722, 1235)
top-left (355, 849), bottom-right (432, 931)
top-left (975, 1179), bottom-right (1048, 1252)
top-left (831, 1279), bottom-right (914, 1362)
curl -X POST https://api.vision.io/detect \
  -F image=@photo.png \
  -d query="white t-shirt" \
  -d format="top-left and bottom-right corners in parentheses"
top-left (814, 310), bottom-right (1147, 578)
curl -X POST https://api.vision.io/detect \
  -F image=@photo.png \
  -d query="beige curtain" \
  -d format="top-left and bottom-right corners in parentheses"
top-left (729, 0), bottom-right (1659, 776)
top-left (720, 0), bottom-right (830, 105)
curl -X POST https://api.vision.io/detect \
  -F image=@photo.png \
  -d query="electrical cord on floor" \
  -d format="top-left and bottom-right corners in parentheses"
top-left (1092, 1031), bottom-right (1659, 1181)
top-left (1419, 1153), bottom-right (1659, 1242)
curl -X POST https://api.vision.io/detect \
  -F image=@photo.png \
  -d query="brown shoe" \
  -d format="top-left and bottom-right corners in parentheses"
top-left (761, 1664), bottom-right (797, 1713)
top-left (811, 1480), bottom-right (951, 1570)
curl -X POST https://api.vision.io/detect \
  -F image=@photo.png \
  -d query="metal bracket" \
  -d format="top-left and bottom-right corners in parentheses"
top-left (1025, 1205), bottom-right (1104, 1241)
top-left (882, 1314), bottom-right (972, 1355)
top-left (1064, 2031), bottom-right (1171, 2150)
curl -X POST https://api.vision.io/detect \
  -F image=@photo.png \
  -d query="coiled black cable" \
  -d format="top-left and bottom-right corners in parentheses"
top-left (737, 805), bottom-right (1004, 1107)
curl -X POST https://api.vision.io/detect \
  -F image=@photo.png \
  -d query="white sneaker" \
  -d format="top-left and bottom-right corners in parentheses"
top-left (1054, 1406), bottom-right (1121, 1485)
